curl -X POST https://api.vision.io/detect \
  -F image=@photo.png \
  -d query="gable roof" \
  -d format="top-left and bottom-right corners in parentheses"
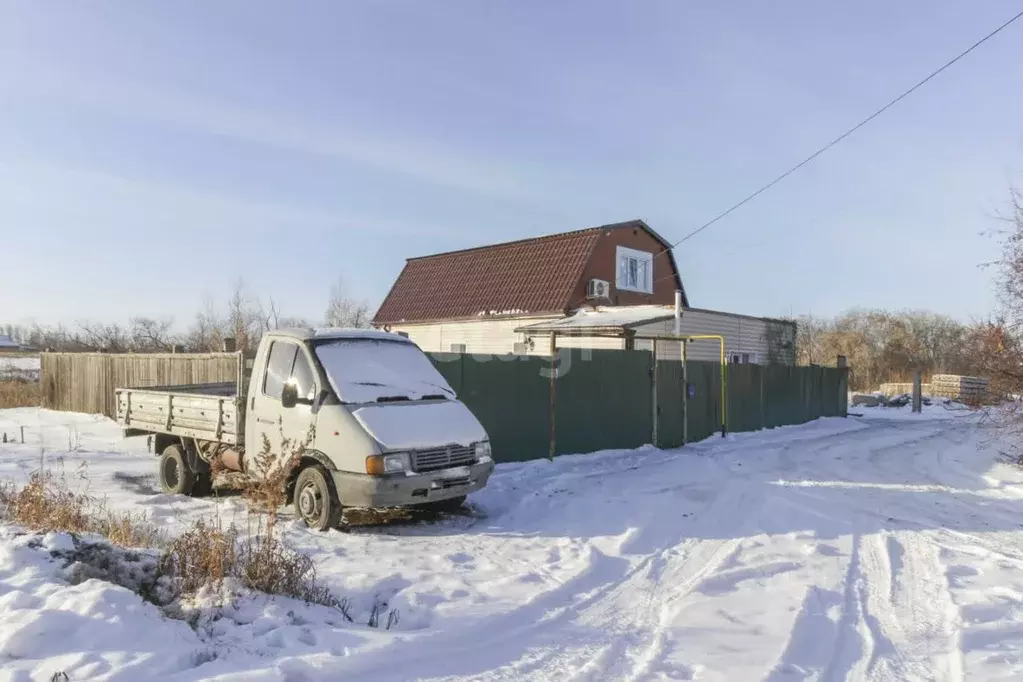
top-left (373, 220), bottom-right (684, 325)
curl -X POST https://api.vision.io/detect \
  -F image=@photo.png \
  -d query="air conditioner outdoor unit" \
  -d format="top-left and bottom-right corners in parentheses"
top-left (587, 278), bottom-right (610, 299)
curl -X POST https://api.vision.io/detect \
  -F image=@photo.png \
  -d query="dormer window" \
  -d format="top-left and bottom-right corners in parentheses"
top-left (616, 246), bottom-right (653, 293)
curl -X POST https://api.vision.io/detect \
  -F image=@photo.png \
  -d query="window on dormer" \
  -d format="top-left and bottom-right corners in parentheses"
top-left (616, 246), bottom-right (653, 294)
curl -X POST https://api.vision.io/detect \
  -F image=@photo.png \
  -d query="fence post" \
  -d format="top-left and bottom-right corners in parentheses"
top-left (837, 355), bottom-right (849, 417)
top-left (759, 365), bottom-right (765, 430)
top-left (548, 333), bottom-right (558, 461)
top-left (682, 340), bottom-right (688, 446)
top-left (912, 369), bottom-right (922, 413)
top-left (651, 340), bottom-right (658, 448)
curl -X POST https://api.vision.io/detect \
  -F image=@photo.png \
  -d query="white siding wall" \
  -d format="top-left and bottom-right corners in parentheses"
top-left (634, 310), bottom-right (794, 364)
top-left (387, 317), bottom-right (561, 355)
top-left (555, 336), bottom-right (626, 351)
top-left (387, 309), bottom-right (794, 364)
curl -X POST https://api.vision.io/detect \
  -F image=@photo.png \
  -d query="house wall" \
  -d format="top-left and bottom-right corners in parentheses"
top-left (387, 316), bottom-right (564, 355)
top-left (633, 309), bottom-right (796, 365)
top-left (389, 308), bottom-right (796, 363)
top-left (569, 225), bottom-right (681, 309)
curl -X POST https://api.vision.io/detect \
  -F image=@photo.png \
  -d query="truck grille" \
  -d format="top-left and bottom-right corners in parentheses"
top-left (411, 445), bottom-right (476, 473)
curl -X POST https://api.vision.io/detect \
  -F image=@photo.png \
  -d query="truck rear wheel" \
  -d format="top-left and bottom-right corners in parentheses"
top-left (159, 444), bottom-right (196, 496)
top-left (294, 465), bottom-right (342, 531)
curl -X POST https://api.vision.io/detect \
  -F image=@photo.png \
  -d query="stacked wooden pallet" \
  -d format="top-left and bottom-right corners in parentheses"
top-left (930, 374), bottom-right (989, 402)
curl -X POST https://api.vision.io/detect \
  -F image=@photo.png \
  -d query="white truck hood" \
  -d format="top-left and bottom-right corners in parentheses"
top-left (351, 400), bottom-right (488, 451)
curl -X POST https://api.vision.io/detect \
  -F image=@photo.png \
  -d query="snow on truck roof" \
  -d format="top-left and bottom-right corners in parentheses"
top-left (268, 327), bottom-right (414, 343)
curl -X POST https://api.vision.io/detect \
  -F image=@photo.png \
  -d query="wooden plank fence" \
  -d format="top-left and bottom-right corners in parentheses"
top-left (41, 352), bottom-right (243, 418)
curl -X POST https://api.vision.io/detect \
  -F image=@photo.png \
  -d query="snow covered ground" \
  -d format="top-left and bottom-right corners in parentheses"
top-left (3, 403), bottom-right (1023, 681)
top-left (0, 355), bottom-right (39, 381)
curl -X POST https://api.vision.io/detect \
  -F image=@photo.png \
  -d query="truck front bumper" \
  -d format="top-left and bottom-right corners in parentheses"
top-left (330, 459), bottom-right (495, 508)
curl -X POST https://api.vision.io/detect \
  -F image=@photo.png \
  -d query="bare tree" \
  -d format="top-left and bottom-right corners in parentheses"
top-left (186, 298), bottom-right (225, 352)
top-left (227, 279), bottom-right (265, 352)
top-left (128, 317), bottom-right (177, 352)
top-left (324, 277), bottom-right (372, 329)
top-left (76, 321), bottom-right (129, 353)
top-left (974, 187), bottom-right (1023, 398)
top-left (794, 315), bottom-right (829, 366)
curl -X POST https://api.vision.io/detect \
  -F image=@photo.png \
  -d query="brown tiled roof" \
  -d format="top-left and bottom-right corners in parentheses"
top-left (374, 226), bottom-right (607, 324)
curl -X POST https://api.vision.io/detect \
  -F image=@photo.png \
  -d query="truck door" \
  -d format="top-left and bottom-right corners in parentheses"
top-left (248, 339), bottom-right (318, 477)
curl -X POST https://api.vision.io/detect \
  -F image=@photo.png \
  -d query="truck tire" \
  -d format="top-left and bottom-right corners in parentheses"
top-left (160, 444), bottom-right (196, 496)
top-left (294, 465), bottom-right (342, 531)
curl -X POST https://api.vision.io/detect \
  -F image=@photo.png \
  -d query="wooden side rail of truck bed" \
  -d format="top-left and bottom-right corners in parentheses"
top-left (116, 383), bottom-right (243, 445)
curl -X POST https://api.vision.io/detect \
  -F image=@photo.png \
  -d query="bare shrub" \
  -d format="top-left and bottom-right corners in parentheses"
top-left (93, 507), bottom-right (165, 548)
top-left (242, 422), bottom-right (314, 533)
top-left (161, 518), bottom-right (238, 595)
top-left (159, 515), bottom-right (334, 606)
top-left (239, 523), bottom-right (333, 604)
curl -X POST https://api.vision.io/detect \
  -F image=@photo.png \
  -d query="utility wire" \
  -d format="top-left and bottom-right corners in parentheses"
top-left (650, 7), bottom-right (1023, 286)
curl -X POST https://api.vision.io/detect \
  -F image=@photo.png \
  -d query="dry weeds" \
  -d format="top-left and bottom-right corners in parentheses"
top-left (0, 380), bottom-right (40, 408)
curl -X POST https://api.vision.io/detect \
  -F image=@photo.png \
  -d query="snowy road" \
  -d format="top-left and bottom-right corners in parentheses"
top-left (3, 406), bottom-right (1023, 681)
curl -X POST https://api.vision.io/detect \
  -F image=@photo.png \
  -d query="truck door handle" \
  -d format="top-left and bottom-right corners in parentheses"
top-left (250, 396), bottom-right (255, 410)
top-left (256, 417), bottom-right (274, 425)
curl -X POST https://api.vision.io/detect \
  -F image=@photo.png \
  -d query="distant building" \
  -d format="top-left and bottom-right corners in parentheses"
top-left (0, 334), bottom-right (37, 353)
top-left (373, 219), bottom-right (795, 364)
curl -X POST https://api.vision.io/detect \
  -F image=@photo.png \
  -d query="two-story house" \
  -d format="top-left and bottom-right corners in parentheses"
top-left (372, 220), bottom-right (795, 364)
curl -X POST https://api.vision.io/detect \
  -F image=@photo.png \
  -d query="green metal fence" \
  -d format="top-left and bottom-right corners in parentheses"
top-left (429, 350), bottom-right (848, 463)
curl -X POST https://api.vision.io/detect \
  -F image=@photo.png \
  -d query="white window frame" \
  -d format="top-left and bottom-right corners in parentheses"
top-left (615, 246), bottom-right (654, 294)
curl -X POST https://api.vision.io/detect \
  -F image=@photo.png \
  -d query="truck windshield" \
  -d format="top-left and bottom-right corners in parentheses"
top-left (313, 339), bottom-right (457, 404)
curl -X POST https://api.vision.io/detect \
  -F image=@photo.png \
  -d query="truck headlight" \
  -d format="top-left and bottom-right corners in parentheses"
top-left (474, 441), bottom-right (492, 461)
top-left (366, 453), bottom-right (409, 475)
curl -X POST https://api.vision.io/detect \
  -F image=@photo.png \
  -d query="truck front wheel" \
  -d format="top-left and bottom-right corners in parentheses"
top-left (294, 465), bottom-right (342, 531)
top-left (159, 444), bottom-right (196, 496)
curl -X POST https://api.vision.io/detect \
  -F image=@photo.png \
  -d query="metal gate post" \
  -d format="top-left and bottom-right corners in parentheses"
top-left (651, 339), bottom-right (658, 448)
top-left (682, 339), bottom-right (688, 446)
top-left (547, 332), bottom-right (558, 461)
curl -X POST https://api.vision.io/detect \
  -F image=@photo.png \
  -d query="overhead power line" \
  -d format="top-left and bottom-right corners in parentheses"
top-left (651, 7), bottom-right (1023, 286)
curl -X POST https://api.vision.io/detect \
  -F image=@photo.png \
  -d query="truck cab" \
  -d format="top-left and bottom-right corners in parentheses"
top-left (117, 328), bottom-right (494, 529)
top-left (250, 328), bottom-right (494, 527)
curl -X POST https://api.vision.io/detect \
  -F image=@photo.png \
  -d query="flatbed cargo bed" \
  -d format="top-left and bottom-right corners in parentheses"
top-left (116, 382), bottom-right (244, 445)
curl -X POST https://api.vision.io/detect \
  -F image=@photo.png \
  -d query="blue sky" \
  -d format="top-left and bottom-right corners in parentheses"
top-left (2, 1), bottom-right (1022, 327)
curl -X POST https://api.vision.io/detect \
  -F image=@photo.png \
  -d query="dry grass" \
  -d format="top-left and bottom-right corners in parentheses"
top-left (0, 471), bottom-right (335, 607)
top-left (0, 380), bottom-right (40, 408)
top-left (161, 515), bottom-right (332, 605)
top-left (0, 471), bottom-right (91, 534)
top-left (0, 469), bottom-right (165, 548)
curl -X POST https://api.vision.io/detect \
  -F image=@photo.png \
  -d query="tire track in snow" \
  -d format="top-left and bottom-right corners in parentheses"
top-left (561, 485), bottom-right (759, 681)
top-left (859, 531), bottom-right (963, 682)
top-left (823, 534), bottom-right (873, 682)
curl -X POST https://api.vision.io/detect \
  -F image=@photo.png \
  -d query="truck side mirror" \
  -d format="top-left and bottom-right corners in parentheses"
top-left (281, 382), bottom-right (298, 409)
